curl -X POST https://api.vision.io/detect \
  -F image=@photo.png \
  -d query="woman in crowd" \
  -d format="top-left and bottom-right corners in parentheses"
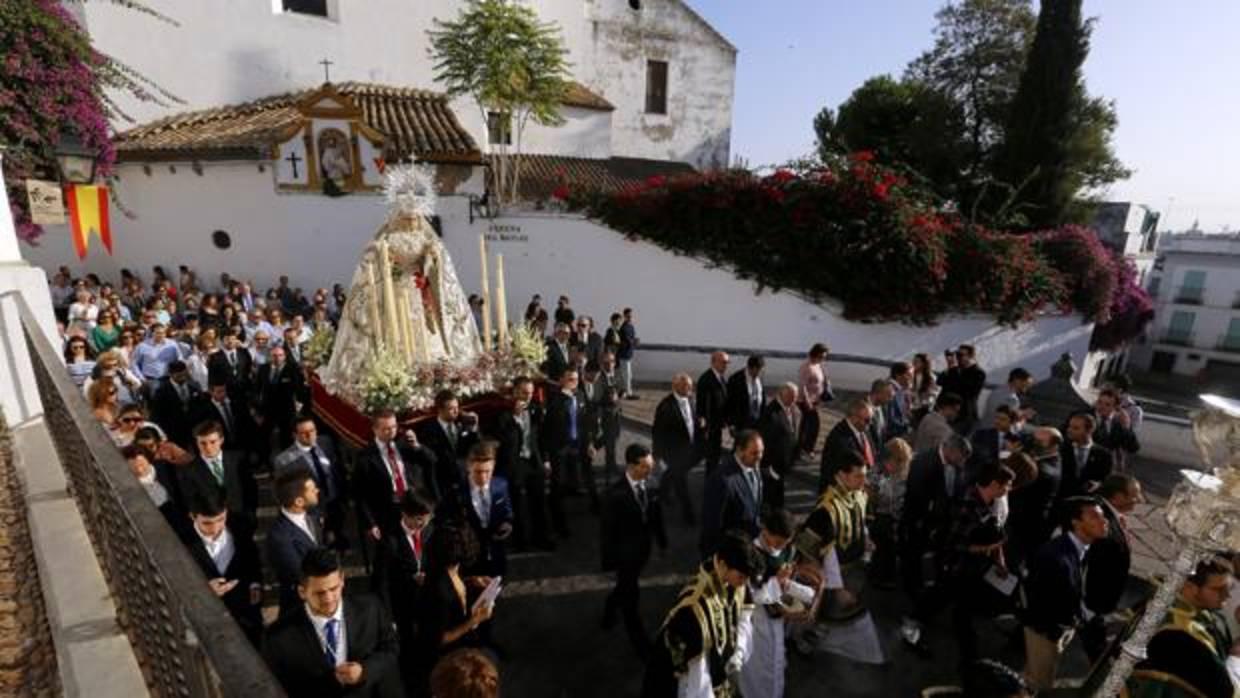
top-left (67, 289), bottom-right (99, 336)
top-left (64, 336), bottom-right (97, 387)
top-left (85, 350), bottom-right (143, 407)
top-left (116, 327), bottom-right (140, 364)
top-left (90, 309), bottom-right (122, 353)
top-left (797, 342), bottom-right (832, 455)
top-left (186, 334), bottom-right (217, 390)
top-left (87, 379), bottom-right (120, 431)
top-left (910, 353), bottom-right (940, 424)
top-left (416, 524), bottom-right (495, 694)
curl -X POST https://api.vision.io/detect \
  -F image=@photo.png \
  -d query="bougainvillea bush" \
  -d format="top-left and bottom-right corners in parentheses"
top-left (562, 153), bottom-right (1151, 346)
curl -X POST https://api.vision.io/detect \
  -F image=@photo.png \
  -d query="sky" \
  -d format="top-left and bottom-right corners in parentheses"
top-left (688, 0), bottom-right (1240, 232)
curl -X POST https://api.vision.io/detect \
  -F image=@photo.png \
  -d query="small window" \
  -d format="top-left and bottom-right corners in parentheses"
top-left (645, 60), bottom-right (668, 115)
top-left (487, 111), bottom-right (512, 146)
top-left (629, 0), bottom-right (642, 9)
top-left (283, 0), bottom-right (328, 17)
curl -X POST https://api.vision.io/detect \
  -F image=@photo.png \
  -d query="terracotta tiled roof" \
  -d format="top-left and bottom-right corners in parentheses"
top-left (562, 82), bottom-right (614, 111)
top-left (113, 82), bottom-right (482, 163)
top-left (490, 154), bottom-right (696, 201)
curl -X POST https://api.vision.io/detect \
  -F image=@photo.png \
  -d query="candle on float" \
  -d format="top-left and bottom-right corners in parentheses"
top-left (478, 234), bottom-right (493, 351)
top-left (403, 286), bottom-right (419, 363)
top-left (365, 260), bottom-right (383, 350)
top-left (397, 289), bottom-right (415, 364)
top-left (378, 241), bottom-right (400, 353)
top-left (495, 253), bottom-right (509, 348)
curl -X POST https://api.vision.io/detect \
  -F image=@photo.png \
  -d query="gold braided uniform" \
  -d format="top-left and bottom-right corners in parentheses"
top-left (793, 484), bottom-right (868, 621)
top-left (1124, 597), bottom-right (1237, 698)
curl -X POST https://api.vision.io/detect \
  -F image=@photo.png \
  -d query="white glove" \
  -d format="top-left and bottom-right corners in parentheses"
top-left (725, 652), bottom-right (744, 678)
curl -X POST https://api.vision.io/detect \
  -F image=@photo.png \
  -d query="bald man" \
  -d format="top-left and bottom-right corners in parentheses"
top-left (759, 382), bottom-right (801, 510)
top-left (696, 352), bottom-right (731, 473)
top-left (653, 374), bottom-right (701, 525)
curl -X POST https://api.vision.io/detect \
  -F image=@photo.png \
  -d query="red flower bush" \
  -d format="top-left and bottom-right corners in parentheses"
top-left (566, 154), bottom-right (1152, 344)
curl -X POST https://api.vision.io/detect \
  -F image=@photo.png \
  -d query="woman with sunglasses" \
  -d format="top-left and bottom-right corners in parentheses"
top-left (87, 379), bottom-right (121, 430)
top-left (110, 404), bottom-right (162, 447)
top-left (85, 349), bottom-right (144, 407)
top-left (63, 337), bottom-right (97, 387)
top-left (90, 310), bottom-right (122, 353)
top-left (67, 289), bottom-right (99, 336)
top-left (116, 329), bottom-right (139, 364)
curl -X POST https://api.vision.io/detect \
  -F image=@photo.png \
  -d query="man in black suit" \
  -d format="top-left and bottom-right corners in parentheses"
top-left (122, 444), bottom-right (187, 538)
top-left (494, 376), bottom-right (552, 550)
top-left (1022, 497), bottom-right (1109, 693)
top-left (541, 322), bottom-right (573, 381)
top-left (190, 378), bottom-right (256, 457)
top-left (593, 353), bottom-right (624, 484)
top-left (600, 443), bottom-right (668, 659)
top-left (939, 344), bottom-right (987, 433)
top-left (699, 429), bottom-right (765, 558)
top-left (267, 466), bottom-right (324, 616)
top-left (821, 397), bottom-right (875, 489)
top-left (865, 378), bottom-right (895, 450)
top-left (898, 433), bottom-right (972, 648)
top-left (456, 442), bottom-right (515, 577)
top-left (652, 373), bottom-right (700, 525)
top-left (1006, 427), bottom-right (1064, 570)
top-left (759, 382), bottom-right (801, 510)
top-left (375, 490), bottom-right (437, 692)
top-left (207, 328), bottom-right (253, 402)
top-left (571, 315), bottom-right (604, 368)
top-left (1059, 413), bottom-right (1114, 498)
top-left (274, 414), bottom-right (349, 549)
top-left (1086, 388), bottom-right (1141, 472)
top-left (179, 420), bottom-right (256, 530)
top-left (255, 344), bottom-right (304, 451)
top-left (263, 548), bottom-right (404, 698)
top-left (725, 355), bottom-right (766, 433)
top-left (356, 409), bottom-right (438, 544)
top-left (695, 351), bottom-right (730, 473)
top-left (541, 368), bottom-right (594, 536)
top-left (182, 490), bottom-right (263, 645)
top-left (149, 360), bottom-right (202, 448)
top-left (415, 389), bottom-right (480, 510)
top-left (969, 405), bottom-right (1018, 478)
top-left (1081, 474), bottom-right (1142, 661)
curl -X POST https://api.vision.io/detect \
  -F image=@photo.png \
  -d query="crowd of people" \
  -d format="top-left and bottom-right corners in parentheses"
top-left (50, 263), bottom-right (1239, 698)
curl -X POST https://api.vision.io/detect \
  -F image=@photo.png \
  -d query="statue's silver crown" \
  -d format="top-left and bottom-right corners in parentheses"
top-left (384, 162), bottom-right (438, 218)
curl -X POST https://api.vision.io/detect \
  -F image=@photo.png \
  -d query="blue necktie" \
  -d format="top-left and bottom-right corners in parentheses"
top-left (309, 447), bottom-right (334, 500)
top-left (568, 396), bottom-right (578, 442)
top-left (324, 618), bottom-right (339, 666)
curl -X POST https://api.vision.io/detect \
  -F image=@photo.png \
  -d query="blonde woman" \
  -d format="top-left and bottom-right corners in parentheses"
top-left (84, 350), bottom-right (143, 407)
top-left (870, 437), bottom-right (913, 588)
top-left (87, 379), bottom-right (120, 431)
top-left (67, 289), bottom-right (99, 336)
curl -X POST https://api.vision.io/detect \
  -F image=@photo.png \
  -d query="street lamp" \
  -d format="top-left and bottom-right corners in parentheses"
top-left (54, 131), bottom-right (99, 184)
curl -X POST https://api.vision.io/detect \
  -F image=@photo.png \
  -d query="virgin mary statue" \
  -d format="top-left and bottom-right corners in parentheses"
top-left (321, 164), bottom-right (482, 404)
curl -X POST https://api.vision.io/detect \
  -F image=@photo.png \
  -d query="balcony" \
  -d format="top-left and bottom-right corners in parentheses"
top-left (1160, 329), bottom-right (1195, 347)
top-left (1218, 334), bottom-right (1240, 354)
top-left (1173, 286), bottom-right (1205, 305)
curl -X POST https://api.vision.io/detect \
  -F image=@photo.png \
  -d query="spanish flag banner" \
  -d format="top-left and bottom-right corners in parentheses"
top-left (65, 184), bottom-right (112, 259)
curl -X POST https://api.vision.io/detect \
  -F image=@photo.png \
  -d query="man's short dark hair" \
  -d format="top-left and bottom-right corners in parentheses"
top-left (958, 344), bottom-right (976, 357)
top-left (1070, 412), bottom-right (1097, 433)
top-left (960, 658), bottom-right (1029, 698)
top-left (834, 449), bottom-right (866, 474)
top-left (1061, 496), bottom-right (1101, 529)
top-left (733, 429), bottom-right (762, 452)
top-left (1098, 387), bottom-right (1120, 402)
top-left (274, 466), bottom-right (315, 509)
top-left (890, 361), bottom-right (911, 378)
top-left (1188, 556), bottom-right (1232, 587)
top-left (435, 389), bottom-right (458, 408)
top-left (935, 392), bottom-right (963, 411)
top-left (467, 441), bottom-right (497, 464)
top-left (300, 547), bottom-right (341, 582)
top-left (511, 375), bottom-right (533, 391)
top-left (1096, 473), bottom-right (1137, 501)
top-left (715, 531), bottom-right (761, 577)
top-left (995, 404), bottom-right (1017, 420)
top-left (1109, 374), bottom-right (1132, 392)
top-left (1008, 367), bottom-right (1031, 383)
top-left (610, 312), bottom-right (622, 323)
top-left (168, 359), bottom-right (187, 373)
top-left (187, 490), bottom-right (228, 518)
top-left (294, 413), bottom-right (316, 429)
top-left (371, 408), bottom-right (397, 422)
top-left (120, 444), bottom-right (146, 461)
top-left (400, 488), bottom-right (436, 517)
top-left (625, 443), bottom-right (652, 465)
top-left (746, 355), bottom-right (765, 371)
top-left (760, 508), bottom-right (795, 539)
top-left (976, 465), bottom-right (1016, 487)
top-left (193, 420), bottom-right (223, 439)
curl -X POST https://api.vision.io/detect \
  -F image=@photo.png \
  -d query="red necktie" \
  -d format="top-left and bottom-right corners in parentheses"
top-left (386, 443), bottom-right (407, 498)
top-left (860, 433), bottom-right (874, 467)
top-left (411, 529), bottom-right (422, 559)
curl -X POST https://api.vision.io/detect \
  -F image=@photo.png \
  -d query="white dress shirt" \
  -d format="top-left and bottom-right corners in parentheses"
top-left (307, 602), bottom-right (347, 667)
top-left (197, 527), bottom-right (235, 575)
top-left (282, 509), bottom-right (316, 544)
top-left (675, 394), bottom-right (694, 440)
top-left (376, 439), bottom-right (405, 493)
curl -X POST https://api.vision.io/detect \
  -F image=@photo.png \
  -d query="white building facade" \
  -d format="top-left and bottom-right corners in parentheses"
top-left (1130, 233), bottom-right (1240, 387)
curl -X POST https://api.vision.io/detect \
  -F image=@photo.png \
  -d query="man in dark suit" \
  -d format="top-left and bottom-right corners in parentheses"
top-left (865, 378), bottom-right (895, 450)
top-left (122, 444), bottom-right (188, 538)
top-left (190, 379), bottom-right (257, 457)
top-left (695, 351), bottom-right (730, 474)
top-left (699, 429), bottom-right (765, 558)
top-left (1059, 413), bottom-right (1114, 498)
top-left (263, 548), bottom-right (404, 698)
top-left (494, 376), bottom-right (552, 550)
top-left (898, 433), bottom-right (972, 648)
top-left (593, 353), bottom-right (624, 484)
top-left (207, 328), bottom-right (253, 402)
top-left (267, 465), bottom-right (324, 616)
top-left (652, 373), bottom-right (700, 525)
top-left (968, 405), bottom-right (1018, 479)
top-left (1081, 474), bottom-right (1142, 660)
top-left (821, 397), bottom-right (875, 489)
top-left (455, 442), bottom-right (514, 577)
top-left (415, 389), bottom-right (480, 511)
top-left (600, 443), bottom-right (667, 659)
top-left (375, 490), bottom-right (437, 692)
top-left (541, 322), bottom-right (573, 381)
top-left (1086, 388), bottom-right (1141, 472)
top-left (725, 355), bottom-right (766, 433)
top-left (541, 368), bottom-right (594, 536)
top-left (939, 344), bottom-right (987, 433)
top-left (182, 490), bottom-right (263, 645)
top-left (179, 420), bottom-right (256, 530)
top-left (274, 414), bottom-right (348, 549)
top-left (149, 360), bottom-right (202, 448)
top-left (1006, 427), bottom-right (1064, 570)
top-left (355, 409), bottom-right (438, 544)
top-left (571, 315), bottom-right (604, 368)
top-left (759, 382), bottom-right (801, 510)
top-left (1022, 497), bottom-right (1109, 693)
top-left (255, 344), bottom-right (304, 450)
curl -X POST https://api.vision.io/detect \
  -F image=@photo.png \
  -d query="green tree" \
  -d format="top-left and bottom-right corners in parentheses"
top-left (905, 0), bottom-right (1036, 182)
top-left (428, 0), bottom-right (571, 207)
top-left (814, 76), bottom-right (966, 199)
top-left (992, 0), bottom-right (1130, 227)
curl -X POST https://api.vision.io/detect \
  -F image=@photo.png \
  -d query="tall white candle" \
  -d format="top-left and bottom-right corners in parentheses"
top-left (478, 234), bottom-right (493, 351)
top-left (495, 253), bottom-right (508, 348)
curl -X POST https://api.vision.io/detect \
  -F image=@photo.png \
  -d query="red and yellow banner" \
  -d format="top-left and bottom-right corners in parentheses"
top-left (64, 184), bottom-right (111, 260)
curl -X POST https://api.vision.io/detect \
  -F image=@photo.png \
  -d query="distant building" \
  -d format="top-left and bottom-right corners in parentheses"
top-left (1089, 202), bottom-right (1161, 381)
top-left (1129, 232), bottom-right (1240, 389)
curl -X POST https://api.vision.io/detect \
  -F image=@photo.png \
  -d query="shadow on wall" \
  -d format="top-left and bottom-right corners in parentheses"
top-left (686, 129), bottom-right (730, 171)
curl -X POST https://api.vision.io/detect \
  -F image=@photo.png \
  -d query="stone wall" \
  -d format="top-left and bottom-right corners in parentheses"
top-left (0, 416), bottom-right (60, 696)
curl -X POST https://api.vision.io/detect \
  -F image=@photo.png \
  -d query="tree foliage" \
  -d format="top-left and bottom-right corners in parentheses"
top-left (1, 0), bottom-right (178, 243)
top-left (428, 0), bottom-right (571, 207)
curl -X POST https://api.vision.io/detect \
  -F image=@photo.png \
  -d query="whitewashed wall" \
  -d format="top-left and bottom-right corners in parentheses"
top-left (78, 0), bottom-right (735, 169)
